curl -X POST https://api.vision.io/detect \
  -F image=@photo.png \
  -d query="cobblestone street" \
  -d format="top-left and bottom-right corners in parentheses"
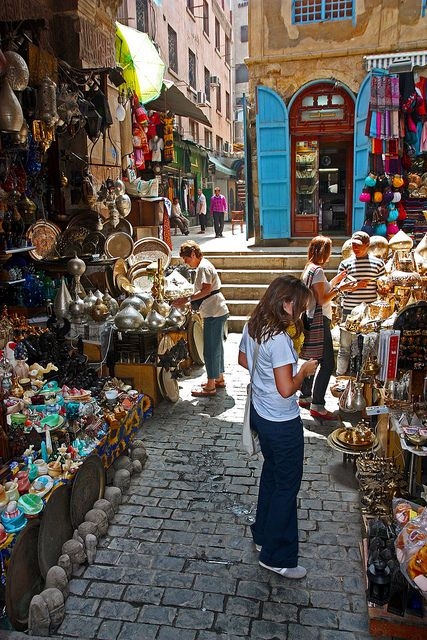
top-left (6, 332), bottom-right (390, 640)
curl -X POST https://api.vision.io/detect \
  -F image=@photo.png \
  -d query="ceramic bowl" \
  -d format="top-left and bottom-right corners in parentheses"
top-left (18, 493), bottom-right (43, 517)
top-left (4, 481), bottom-right (19, 503)
top-left (105, 389), bottom-right (119, 401)
top-left (47, 462), bottom-right (62, 478)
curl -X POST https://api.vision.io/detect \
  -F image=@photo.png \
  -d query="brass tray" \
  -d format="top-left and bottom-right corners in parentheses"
top-left (188, 312), bottom-right (204, 365)
top-left (330, 428), bottom-right (376, 451)
top-left (38, 484), bottom-right (73, 578)
top-left (105, 232), bottom-right (134, 259)
top-left (68, 211), bottom-right (103, 231)
top-left (70, 454), bottom-right (105, 529)
top-left (82, 231), bottom-right (106, 255)
top-left (26, 220), bottom-right (61, 260)
top-left (56, 226), bottom-right (91, 257)
top-left (132, 237), bottom-right (171, 268)
top-left (335, 428), bottom-right (375, 448)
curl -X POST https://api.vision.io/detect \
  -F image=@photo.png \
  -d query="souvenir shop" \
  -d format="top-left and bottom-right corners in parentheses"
top-left (0, 17), bottom-right (207, 634)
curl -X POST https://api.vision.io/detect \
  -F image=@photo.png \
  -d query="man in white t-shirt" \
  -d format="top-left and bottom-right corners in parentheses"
top-left (196, 188), bottom-right (207, 234)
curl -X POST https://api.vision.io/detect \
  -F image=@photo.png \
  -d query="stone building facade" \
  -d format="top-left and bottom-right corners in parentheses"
top-left (247, 0), bottom-right (427, 244)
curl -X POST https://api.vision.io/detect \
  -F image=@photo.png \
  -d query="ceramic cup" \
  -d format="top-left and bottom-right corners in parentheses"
top-left (34, 460), bottom-right (48, 476)
top-left (4, 481), bottom-right (19, 503)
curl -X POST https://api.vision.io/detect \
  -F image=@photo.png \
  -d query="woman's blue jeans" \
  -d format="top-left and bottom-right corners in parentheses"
top-left (203, 314), bottom-right (228, 379)
top-left (250, 405), bottom-right (304, 568)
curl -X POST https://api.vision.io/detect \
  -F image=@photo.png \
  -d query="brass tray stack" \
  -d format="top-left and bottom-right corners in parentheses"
top-left (327, 427), bottom-right (379, 455)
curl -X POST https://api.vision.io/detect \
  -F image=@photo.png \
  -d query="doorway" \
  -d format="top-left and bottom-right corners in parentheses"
top-left (319, 140), bottom-right (351, 236)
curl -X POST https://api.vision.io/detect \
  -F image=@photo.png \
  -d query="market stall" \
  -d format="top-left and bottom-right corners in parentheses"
top-left (327, 230), bottom-right (427, 637)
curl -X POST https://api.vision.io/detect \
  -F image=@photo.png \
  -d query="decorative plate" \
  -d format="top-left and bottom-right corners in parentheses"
top-left (82, 231), bottom-right (106, 255)
top-left (160, 367), bottom-right (180, 403)
top-left (132, 237), bottom-right (171, 269)
top-left (70, 455), bottom-right (105, 529)
top-left (56, 226), bottom-right (91, 257)
top-left (105, 232), bottom-right (134, 259)
top-left (113, 257), bottom-right (128, 287)
top-left (38, 483), bottom-right (73, 579)
top-left (68, 211), bottom-right (103, 231)
top-left (188, 313), bottom-right (204, 365)
top-left (27, 221), bottom-right (61, 260)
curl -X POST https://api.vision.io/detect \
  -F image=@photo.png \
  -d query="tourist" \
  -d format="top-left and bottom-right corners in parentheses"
top-left (196, 188), bottom-right (207, 234)
top-left (238, 275), bottom-right (318, 579)
top-left (300, 236), bottom-right (353, 421)
top-left (173, 240), bottom-right (229, 396)
top-left (210, 186), bottom-right (227, 238)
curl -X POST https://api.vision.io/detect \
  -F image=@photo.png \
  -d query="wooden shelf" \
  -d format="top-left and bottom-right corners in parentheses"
top-left (3, 246), bottom-right (36, 254)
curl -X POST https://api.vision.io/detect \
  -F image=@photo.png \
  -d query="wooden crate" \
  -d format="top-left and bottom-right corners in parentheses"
top-left (134, 225), bottom-right (160, 240)
top-left (128, 199), bottom-right (164, 227)
top-left (114, 363), bottom-right (161, 407)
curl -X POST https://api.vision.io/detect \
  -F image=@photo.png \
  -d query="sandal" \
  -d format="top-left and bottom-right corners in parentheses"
top-left (191, 388), bottom-right (216, 397)
top-left (202, 380), bottom-right (226, 389)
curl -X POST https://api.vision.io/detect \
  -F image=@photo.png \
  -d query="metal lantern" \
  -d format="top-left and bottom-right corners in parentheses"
top-left (367, 559), bottom-right (391, 606)
top-left (0, 78), bottom-right (24, 132)
top-left (37, 76), bottom-right (59, 127)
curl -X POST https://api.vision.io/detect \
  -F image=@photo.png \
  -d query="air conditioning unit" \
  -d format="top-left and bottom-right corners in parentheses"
top-left (210, 75), bottom-right (220, 86)
top-left (196, 91), bottom-right (207, 106)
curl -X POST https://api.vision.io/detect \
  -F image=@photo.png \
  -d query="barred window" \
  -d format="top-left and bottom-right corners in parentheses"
top-left (168, 26), bottom-right (178, 73)
top-left (293, 0), bottom-right (353, 24)
top-left (189, 49), bottom-right (196, 89)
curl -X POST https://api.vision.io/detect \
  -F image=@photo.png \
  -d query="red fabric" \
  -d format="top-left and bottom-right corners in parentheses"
top-left (162, 209), bottom-right (172, 250)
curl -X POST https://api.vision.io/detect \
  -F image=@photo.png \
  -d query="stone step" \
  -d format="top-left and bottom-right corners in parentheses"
top-left (227, 300), bottom-right (258, 316)
top-left (218, 267), bottom-right (338, 285)
top-left (227, 315), bottom-right (248, 333)
top-left (206, 254), bottom-right (342, 270)
top-left (222, 283), bottom-right (268, 300)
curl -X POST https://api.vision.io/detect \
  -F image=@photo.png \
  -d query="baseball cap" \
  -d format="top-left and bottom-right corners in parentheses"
top-left (351, 231), bottom-right (370, 245)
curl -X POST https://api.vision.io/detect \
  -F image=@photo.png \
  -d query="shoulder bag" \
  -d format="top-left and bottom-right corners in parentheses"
top-left (242, 342), bottom-right (261, 456)
top-left (300, 266), bottom-right (325, 361)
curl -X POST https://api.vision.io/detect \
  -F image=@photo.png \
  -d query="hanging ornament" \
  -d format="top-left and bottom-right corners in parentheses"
top-left (0, 78), bottom-right (23, 132)
top-left (37, 76), bottom-right (59, 127)
top-left (4, 51), bottom-right (29, 91)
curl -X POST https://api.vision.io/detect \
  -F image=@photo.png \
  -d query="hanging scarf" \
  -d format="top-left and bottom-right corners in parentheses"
top-left (286, 323), bottom-right (305, 355)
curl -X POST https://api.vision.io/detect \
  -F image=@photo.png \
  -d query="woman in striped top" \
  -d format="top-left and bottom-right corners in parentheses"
top-left (335, 231), bottom-right (385, 376)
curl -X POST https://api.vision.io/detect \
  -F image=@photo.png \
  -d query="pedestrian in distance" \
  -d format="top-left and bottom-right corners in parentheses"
top-left (335, 230), bottom-right (385, 376)
top-left (196, 188), bottom-right (207, 234)
top-left (210, 186), bottom-right (227, 238)
top-left (299, 235), bottom-right (355, 422)
top-left (172, 240), bottom-right (229, 396)
top-left (238, 275), bottom-right (319, 579)
top-left (170, 197), bottom-right (189, 235)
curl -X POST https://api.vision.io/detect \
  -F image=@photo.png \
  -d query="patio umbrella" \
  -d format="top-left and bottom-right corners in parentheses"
top-left (115, 22), bottom-right (165, 103)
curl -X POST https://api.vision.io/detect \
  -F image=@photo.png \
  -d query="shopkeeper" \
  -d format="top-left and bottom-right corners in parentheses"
top-left (335, 231), bottom-right (386, 376)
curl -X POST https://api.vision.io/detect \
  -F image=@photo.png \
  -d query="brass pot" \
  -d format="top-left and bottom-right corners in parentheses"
top-left (114, 305), bottom-right (145, 331)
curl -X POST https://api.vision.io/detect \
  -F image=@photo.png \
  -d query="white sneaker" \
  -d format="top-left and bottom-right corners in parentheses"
top-left (259, 561), bottom-right (307, 579)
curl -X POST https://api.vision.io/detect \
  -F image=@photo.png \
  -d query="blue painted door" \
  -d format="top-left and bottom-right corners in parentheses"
top-left (353, 73), bottom-right (371, 232)
top-left (256, 86), bottom-right (290, 239)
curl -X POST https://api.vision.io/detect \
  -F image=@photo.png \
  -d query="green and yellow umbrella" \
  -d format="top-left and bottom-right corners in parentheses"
top-left (115, 22), bottom-right (165, 103)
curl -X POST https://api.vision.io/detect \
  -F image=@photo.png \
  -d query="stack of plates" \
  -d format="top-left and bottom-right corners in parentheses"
top-left (328, 427), bottom-right (378, 454)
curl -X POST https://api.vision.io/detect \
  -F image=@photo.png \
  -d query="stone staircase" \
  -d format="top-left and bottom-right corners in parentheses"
top-left (204, 241), bottom-right (345, 332)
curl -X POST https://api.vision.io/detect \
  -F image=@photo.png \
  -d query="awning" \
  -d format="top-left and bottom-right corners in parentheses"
top-left (144, 80), bottom-right (211, 126)
top-left (116, 22), bottom-right (165, 103)
top-left (209, 156), bottom-right (236, 177)
top-left (364, 50), bottom-right (427, 71)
